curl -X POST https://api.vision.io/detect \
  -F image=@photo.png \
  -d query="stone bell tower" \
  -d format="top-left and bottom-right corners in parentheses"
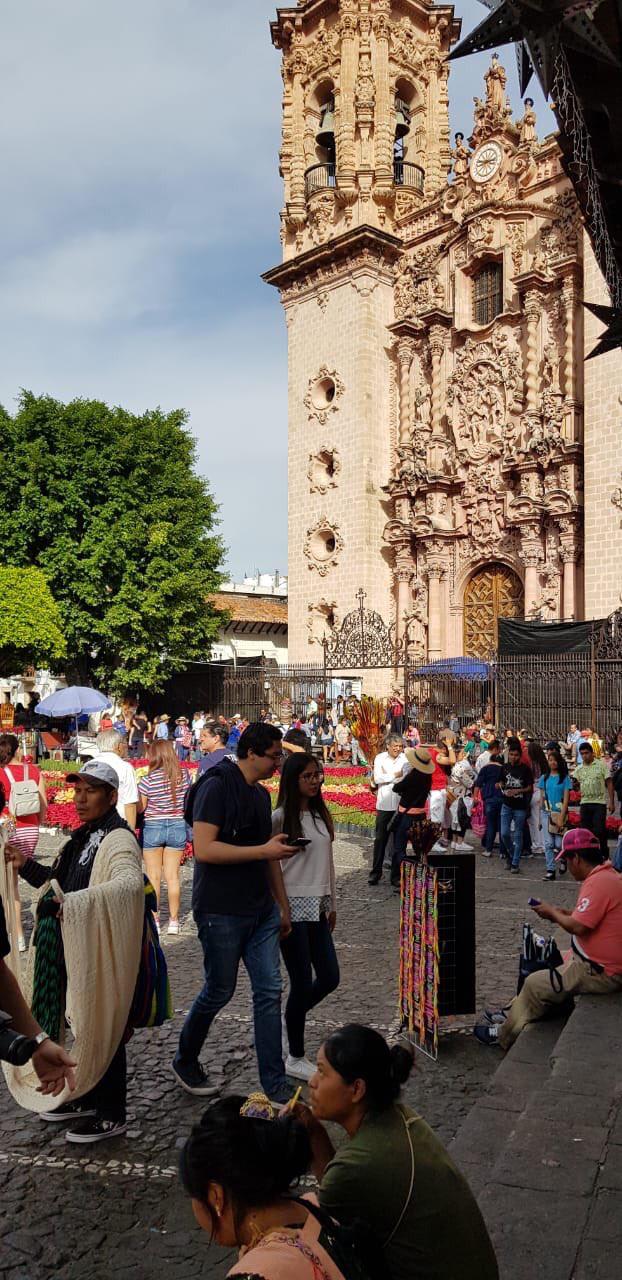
top-left (264, 0), bottom-right (459, 663)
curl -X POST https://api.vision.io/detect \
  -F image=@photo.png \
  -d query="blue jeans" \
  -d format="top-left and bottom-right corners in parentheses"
top-left (176, 903), bottom-right (287, 1098)
top-left (142, 818), bottom-right (187, 850)
top-left (544, 826), bottom-right (563, 872)
top-left (484, 798), bottom-right (502, 853)
top-left (500, 805), bottom-right (527, 868)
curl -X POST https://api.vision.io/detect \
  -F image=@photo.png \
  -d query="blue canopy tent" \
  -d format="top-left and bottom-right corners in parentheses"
top-left (411, 657), bottom-right (492, 681)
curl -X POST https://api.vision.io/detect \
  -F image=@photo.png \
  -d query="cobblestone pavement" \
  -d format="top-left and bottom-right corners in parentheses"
top-left (1, 833), bottom-right (582, 1279)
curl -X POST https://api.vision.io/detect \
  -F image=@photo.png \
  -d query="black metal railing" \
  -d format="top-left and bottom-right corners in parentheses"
top-left (304, 162), bottom-right (336, 198)
top-left (393, 160), bottom-right (424, 190)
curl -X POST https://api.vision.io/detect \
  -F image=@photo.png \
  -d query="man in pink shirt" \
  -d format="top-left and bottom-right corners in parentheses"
top-left (475, 828), bottom-right (622, 1048)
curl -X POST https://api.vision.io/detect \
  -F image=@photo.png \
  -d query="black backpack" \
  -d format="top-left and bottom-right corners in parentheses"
top-left (290, 1196), bottom-right (385, 1280)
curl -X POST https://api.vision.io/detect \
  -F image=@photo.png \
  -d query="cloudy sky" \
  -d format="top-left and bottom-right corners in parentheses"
top-left (0, 1), bottom-right (548, 578)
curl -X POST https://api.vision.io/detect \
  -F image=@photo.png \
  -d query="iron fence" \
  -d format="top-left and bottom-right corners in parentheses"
top-left (496, 654), bottom-right (622, 742)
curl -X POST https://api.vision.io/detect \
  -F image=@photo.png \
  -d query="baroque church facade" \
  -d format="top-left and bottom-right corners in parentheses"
top-left (264, 0), bottom-right (622, 665)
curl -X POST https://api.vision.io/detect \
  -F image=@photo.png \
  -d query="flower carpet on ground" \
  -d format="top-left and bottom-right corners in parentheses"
top-left (39, 766), bottom-right (622, 841)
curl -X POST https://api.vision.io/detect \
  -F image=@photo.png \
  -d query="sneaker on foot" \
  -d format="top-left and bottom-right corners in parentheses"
top-left (473, 1023), bottom-right (500, 1046)
top-left (483, 1008), bottom-right (508, 1025)
top-left (452, 841), bottom-right (472, 852)
top-left (480, 849), bottom-right (492, 858)
top-left (40, 1100), bottom-right (97, 1124)
top-left (510, 865), bottom-right (520, 874)
top-left (65, 1117), bottom-right (127, 1144)
top-left (543, 870), bottom-right (556, 881)
top-left (285, 1054), bottom-right (316, 1082)
top-left (558, 859), bottom-right (567, 875)
top-left (172, 1058), bottom-right (220, 1097)
top-left (167, 919), bottom-right (180, 935)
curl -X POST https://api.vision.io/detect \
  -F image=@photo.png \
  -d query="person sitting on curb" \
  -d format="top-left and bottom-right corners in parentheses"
top-left (474, 828), bottom-right (622, 1049)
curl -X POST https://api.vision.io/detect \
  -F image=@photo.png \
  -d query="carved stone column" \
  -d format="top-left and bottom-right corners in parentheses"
top-left (524, 289), bottom-right (541, 415)
top-left (519, 527), bottom-right (543, 617)
top-left (287, 32), bottom-right (308, 222)
top-left (397, 337), bottom-right (414, 446)
top-left (337, 1), bottom-right (357, 192)
top-left (372, 4), bottom-right (393, 186)
top-left (395, 563), bottom-right (412, 648)
top-left (559, 517), bottom-right (581, 621)
top-left (426, 559), bottom-right (446, 659)
top-left (561, 270), bottom-right (581, 442)
top-left (428, 324), bottom-right (446, 437)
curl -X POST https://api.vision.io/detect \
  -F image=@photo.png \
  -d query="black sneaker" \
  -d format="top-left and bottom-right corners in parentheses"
top-left (510, 865), bottom-right (520, 874)
top-left (544, 870), bottom-right (556, 881)
top-left (172, 1058), bottom-right (220, 1097)
top-left (40, 1100), bottom-right (97, 1124)
top-left (65, 1117), bottom-right (127, 1144)
top-left (558, 858), bottom-right (567, 875)
top-left (473, 1023), bottom-right (500, 1046)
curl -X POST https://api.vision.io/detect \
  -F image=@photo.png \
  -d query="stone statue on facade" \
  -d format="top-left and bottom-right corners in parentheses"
top-left (518, 97), bottom-right (537, 147)
top-left (485, 53), bottom-right (509, 113)
top-left (451, 132), bottom-right (470, 181)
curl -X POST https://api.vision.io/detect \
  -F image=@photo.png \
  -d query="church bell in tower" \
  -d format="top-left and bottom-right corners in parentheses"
top-left (316, 100), bottom-right (335, 150)
top-left (394, 98), bottom-right (411, 140)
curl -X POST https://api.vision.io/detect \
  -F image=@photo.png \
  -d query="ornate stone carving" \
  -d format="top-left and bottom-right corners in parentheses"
top-left (307, 598), bottom-right (338, 646)
top-left (517, 98), bottom-right (537, 148)
top-left (447, 331), bottom-right (523, 461)
top-left (470, 54), bottom-right (513, 146)
top-left (394, 244), bottom-right (445, 321)
top-left (304, 516), bottom-right (344, 576)
top-left (467, 215), bottom-right (494, 256)
top-left (540, 192), bottom-right (582, 267)
top-left (307, 193), bottom-right (335, 245)
top-left (306, 18), bottom-right (340, 74)
top-left (304, 366), bottom-right (345, 424)
top-left (507, 221), bottom-right (526, 275)
top-left (308, 445), bottom-right (341, 495)
top-left (451, 133), bottom-right (470, 182)
top-left (611, 473), bottom-right (622, 526)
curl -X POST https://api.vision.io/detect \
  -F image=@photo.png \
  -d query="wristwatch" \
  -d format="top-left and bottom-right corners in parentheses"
top-left (33, 1031), bottom-right (50, 1047)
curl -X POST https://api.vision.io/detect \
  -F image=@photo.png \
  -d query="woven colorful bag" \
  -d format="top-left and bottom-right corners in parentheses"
top-left (128, 878), bottom-right (172, 1029)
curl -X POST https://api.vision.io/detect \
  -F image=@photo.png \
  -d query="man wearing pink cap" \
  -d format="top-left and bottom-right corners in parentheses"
top-left (475, 828), bottom-right (622, 1048)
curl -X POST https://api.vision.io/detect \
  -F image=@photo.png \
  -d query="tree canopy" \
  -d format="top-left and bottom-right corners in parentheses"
top-left (0, 566), bottom-right (66, 677)
top-left (0, 393), bottom-right (225, 694)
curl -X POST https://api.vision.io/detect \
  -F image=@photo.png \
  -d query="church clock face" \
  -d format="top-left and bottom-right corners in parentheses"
top-left (469, 141), bottom-right (503, 184)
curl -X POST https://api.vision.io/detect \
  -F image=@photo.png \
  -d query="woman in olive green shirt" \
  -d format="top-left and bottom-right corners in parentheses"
top-left (298, 1024), bottom-right (498, 1280)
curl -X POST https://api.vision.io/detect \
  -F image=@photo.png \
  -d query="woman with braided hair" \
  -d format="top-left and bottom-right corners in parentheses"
top-left (4, 759), bottom-right (144, 1143)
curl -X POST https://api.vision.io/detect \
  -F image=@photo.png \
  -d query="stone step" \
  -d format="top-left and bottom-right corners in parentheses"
top-left (448, 996), bottom-right (622, 1280)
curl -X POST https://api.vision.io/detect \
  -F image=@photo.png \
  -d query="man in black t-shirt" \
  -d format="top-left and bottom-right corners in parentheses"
top-left (498, 739), bottom-right (533, 873)
top-left (173, 723), bottom-right (297, 1101)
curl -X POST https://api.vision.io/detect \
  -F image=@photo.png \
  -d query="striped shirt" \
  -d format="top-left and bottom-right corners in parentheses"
top-left (138, 768), bottom-right (190, 820)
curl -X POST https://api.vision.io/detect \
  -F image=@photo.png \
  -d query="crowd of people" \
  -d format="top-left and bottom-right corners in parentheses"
top-left (368, 717), bottom-right (622, 886)
top-left (3, 702), bottom-right (622, 1277)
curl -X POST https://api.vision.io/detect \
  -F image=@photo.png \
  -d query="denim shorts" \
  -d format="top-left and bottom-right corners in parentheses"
top-left (142, 818), bottom-right (187, 850)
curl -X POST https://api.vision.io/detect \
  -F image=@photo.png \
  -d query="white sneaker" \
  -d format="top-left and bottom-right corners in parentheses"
top-left (18, 936), bottom-right (26, 953)
top-left (452, 841), bottom-right (472, 852)
top-left (285, 1054), bottom-right (316, 1082)
top-left (167, 919), bottom-right (180, 935)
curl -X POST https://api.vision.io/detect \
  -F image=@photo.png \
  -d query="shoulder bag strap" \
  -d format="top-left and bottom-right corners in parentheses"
top-left (384, 1107), bottom-right (418, 1248)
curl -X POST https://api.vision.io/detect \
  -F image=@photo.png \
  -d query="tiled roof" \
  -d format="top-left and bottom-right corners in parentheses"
top-left (213, 592), bottom-right (288, 629)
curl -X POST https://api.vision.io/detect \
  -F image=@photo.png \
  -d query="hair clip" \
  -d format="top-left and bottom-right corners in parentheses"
top-left (239, 1092), bottom-right (276, 1121)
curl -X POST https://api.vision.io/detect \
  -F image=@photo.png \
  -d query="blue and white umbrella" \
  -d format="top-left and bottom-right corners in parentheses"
top-left (35, 686), bottom-right (111, 718)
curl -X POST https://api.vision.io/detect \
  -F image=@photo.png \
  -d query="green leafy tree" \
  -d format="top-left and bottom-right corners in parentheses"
top-left (0, 393), bottom-right (225, 694)
top-left (0, 566), bottom-right (66, 676)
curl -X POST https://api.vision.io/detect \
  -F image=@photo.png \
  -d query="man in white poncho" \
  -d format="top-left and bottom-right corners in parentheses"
top-left (4, 760), bottom-right (144, 1144)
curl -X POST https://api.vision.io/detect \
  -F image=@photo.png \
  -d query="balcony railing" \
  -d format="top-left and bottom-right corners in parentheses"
top-left (305, 162), bottom-right (336, 198)
top-left (393, 160), bottom-right (424, 191)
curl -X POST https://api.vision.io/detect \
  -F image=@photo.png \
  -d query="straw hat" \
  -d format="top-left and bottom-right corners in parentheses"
top-left (405, 746), bottom-right (435, 774)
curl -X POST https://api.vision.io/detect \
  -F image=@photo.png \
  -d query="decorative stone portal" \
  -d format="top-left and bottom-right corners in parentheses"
top-left (463, 564), bottom-right (524, 658)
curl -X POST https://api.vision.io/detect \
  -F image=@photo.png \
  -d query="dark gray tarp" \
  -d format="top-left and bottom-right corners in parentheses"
top-left (497, 618), bottom-right (602, 656)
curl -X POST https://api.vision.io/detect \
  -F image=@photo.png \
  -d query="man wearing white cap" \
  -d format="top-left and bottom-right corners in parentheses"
top-left (5, 761), bottom-right (143, 1143)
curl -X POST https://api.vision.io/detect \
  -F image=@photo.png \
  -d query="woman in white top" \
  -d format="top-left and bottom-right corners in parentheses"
top-left (272, 752), bottom-right (339, 1083)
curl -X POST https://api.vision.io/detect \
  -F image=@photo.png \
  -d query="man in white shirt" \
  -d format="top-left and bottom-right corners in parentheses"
top-left (369, 733), bottom-right (409, 885)
top-left (475, 736), bottom-right (500, 775)
top-left (94, 729), bottom-right (139, 828)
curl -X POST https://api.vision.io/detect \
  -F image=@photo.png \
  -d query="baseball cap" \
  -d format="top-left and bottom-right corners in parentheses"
top-left (68, 760), bottom-right (119, 788)
top-left (556, 827), bottom-right (600, 860)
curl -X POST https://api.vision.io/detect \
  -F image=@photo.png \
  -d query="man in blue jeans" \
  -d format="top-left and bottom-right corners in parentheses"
top-left (173, 723), bottom-right (297, 1101)
top-left (498, 739), bottom-right (533, 874)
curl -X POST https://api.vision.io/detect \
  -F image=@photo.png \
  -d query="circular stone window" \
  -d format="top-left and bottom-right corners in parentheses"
top-left (311, 377), bottom-right (336, 410)
top-left (305, 366), bottom-right (344, 423)
top-left (310, 527), bottom-right (336, 560)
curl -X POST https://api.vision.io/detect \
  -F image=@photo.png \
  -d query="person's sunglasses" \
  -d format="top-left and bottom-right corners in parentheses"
top-left (263, 750), bottom-right (284, 761)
